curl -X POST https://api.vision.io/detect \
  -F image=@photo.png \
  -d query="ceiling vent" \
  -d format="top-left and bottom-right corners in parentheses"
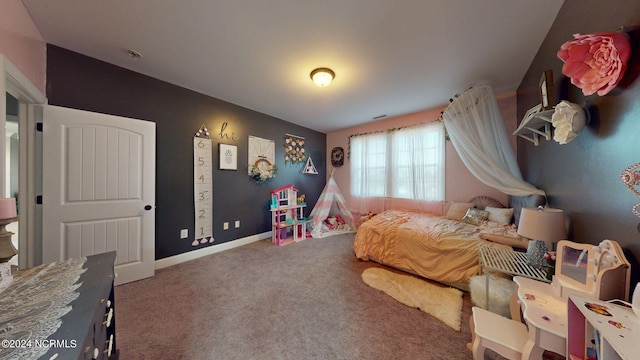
top-left (124, 48), bottom-right (143, 60)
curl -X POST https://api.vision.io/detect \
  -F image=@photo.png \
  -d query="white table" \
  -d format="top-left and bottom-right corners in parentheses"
top-left (479, 244), bottom-right (549, 311)
top-left (514, 276), bottom-right (567, 359)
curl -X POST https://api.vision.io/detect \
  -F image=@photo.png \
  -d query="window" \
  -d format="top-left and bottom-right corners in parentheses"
top-left (350, 121), bottom-right (444, 201)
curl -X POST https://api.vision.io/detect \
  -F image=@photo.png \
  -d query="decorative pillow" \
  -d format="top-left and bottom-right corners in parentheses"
top-left (445, 202), bottom-right (475, 221)
top-left (461, 208), bottom-right (490, 225)
top-left (480, 233), bottom-right (529, 250)
top-left (485, 206), bottom-right (514, 225)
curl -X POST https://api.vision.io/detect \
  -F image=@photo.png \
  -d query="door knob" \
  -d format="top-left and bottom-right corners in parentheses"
top-left (144, 205), bottom-right (153, 211)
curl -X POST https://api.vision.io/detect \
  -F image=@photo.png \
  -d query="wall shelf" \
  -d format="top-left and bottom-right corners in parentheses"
top-left (513, 105), bottom-right (555, 146)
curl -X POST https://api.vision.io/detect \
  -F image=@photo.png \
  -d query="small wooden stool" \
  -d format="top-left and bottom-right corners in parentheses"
top-left (471, 306), bottom-right (529, 360)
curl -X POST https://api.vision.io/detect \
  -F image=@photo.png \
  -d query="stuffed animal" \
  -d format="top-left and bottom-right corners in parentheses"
top-left (360, 211), bottom-right (375, 223)
top-left (325, 216), bottom-right (338, 230)
top-left (324, 214), bottom-right (347, 230)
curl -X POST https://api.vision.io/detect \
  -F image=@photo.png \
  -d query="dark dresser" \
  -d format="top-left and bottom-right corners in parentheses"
top-left (40, 251), bottom-right (118, 360)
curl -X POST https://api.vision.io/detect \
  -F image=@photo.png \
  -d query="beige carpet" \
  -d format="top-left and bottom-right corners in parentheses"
top-left (362, 267), bottom-right (463, 331)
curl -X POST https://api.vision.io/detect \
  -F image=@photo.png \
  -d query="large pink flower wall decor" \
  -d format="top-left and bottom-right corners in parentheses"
top-left (557, 32), bottom-right (632, 96)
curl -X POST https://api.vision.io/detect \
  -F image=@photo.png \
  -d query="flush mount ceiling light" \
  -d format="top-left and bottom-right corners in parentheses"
top-left (310, 67), bottom-right (335, 87)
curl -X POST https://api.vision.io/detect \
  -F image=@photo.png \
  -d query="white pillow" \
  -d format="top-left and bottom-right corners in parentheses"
top-left (485, 206), bottom-right (514, 225)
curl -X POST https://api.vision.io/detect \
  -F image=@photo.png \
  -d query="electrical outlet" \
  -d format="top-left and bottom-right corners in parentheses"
top-left (235, 220), bottom-right (240, 228)
top-left (180, 229), bottom-right (188, 239)
top-left (223, 222), bottom-right (229, 230)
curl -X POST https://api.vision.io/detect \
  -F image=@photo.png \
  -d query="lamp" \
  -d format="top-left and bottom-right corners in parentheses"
top-left (310, 68), bottom-right (335, 87)
top-left (517, 206), bottom-right (567, 269)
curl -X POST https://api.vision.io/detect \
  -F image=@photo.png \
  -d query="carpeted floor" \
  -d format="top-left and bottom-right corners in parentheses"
top-left (115, 233), bottom-right (478, 359)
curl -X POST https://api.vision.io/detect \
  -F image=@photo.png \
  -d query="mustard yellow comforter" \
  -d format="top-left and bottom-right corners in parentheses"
top-left (354, 209), bottom-right (504, 284)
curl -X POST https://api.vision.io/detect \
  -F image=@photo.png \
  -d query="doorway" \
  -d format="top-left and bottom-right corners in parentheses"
top-left (1, 54), bottom-right (47, 269)
top-left (5, 92), bottom-right (19, 267)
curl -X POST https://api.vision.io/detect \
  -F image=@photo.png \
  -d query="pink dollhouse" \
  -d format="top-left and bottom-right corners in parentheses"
top-left (270, 185), bottom-right (311, 245)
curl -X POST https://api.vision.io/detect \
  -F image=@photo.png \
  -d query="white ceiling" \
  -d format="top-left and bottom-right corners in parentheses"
top-left (22, 0), bottom-right (564, 133)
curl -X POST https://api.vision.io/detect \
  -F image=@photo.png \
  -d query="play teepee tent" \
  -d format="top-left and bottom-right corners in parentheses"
top-left (310, 174), bottom-right (357, 238)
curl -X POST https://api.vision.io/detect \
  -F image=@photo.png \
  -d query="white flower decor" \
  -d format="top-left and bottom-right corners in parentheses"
top-left (249, 163), bottom-right (277, 184)
top-left (551, 101), bottom-right (587, 145)
top-left (284, 135), bottom-right (306, 164)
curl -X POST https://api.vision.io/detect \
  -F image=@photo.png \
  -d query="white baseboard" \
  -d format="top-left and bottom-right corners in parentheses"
top-left (155, 232), bottom-right (272, 270)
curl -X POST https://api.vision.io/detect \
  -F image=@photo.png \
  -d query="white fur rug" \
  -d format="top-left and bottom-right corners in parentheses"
top-left (361, 267), bottom-right (463, 331)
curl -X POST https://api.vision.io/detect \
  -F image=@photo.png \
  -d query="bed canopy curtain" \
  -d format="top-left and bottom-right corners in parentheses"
top-left (441, 84), bottom-right (545, 197)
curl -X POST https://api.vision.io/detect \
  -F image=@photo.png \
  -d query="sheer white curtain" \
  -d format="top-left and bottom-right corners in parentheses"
top-left (350, 121), bottom-right (445, 214)
top-left (390, 123), bottom-right (444, 201)
top-left (350, 131), bottom-right (387, 202)
top-left (442, 84), bottom-right (545, 197)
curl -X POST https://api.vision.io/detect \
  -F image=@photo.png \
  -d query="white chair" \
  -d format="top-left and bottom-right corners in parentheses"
top-left (471, 306), bottom-right (529, 360)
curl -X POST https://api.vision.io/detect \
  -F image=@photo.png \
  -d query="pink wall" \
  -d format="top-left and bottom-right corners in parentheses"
top-left (326, 91), bottom-right (518, 217)
top-left (0, 0), bottom-right (46, 94)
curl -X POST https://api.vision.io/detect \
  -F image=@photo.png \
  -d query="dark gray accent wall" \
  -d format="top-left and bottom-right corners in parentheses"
top-left (46, 45), bottom-right (326, 260)
top-left (517, 0), bottom-right (640, 285)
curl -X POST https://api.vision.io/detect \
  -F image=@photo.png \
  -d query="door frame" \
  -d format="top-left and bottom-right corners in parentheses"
top-left (1, 54), bottom-right (47, 268)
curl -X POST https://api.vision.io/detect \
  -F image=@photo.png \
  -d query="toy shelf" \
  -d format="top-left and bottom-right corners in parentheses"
top-left (269, 184), bottom-right (312, 246)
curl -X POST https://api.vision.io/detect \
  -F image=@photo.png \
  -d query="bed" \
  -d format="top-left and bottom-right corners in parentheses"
top-left (353, 195), bottom-right (546, 286)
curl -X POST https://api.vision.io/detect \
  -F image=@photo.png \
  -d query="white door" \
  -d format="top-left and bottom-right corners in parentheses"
top-left (41, 105), bottom-right (155, 285)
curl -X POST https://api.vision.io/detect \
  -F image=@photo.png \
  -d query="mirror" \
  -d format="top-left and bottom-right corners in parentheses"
top-left (555, 239), bottom-right (630, 300)
top-left (559, 245), bottom-right (588, 285)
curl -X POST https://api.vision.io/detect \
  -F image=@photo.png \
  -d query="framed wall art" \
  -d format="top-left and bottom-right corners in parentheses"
top-left (248, 135), bottom-right (277, 183)
top-left (248, 136), bottom-right (275, 174)
top-left (219, 143), bottom-right (237, 170)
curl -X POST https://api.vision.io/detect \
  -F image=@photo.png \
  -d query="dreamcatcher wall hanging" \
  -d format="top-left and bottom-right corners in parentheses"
top-left (620, 162), bottom-right (640, 218)
top-left (193, 125), bottom-right (214, 245)
top-left (284, 133), bottom-right (306, 165)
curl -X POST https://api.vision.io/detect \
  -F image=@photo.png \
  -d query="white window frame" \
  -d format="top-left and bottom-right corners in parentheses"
top-left (350, 121), bottom-right (444, 201)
